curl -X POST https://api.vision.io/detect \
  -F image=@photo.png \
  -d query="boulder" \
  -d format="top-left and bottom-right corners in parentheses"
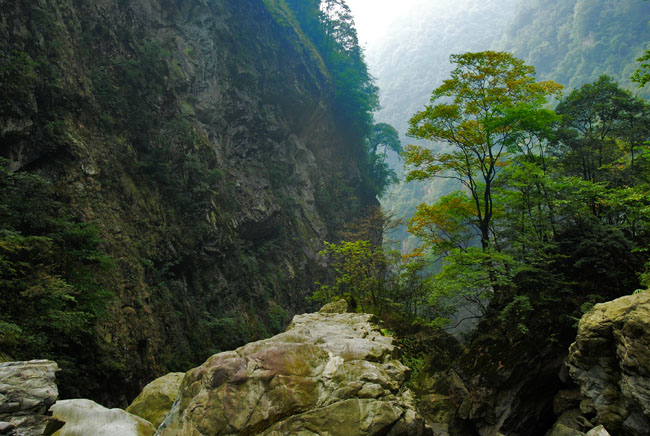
top-left (585, 426), bottom-right (611, 436)
top-left (544, 409), bottom-right (588, 436)
top-left (126, 373), bottom-right (184, 428)
top-left (553, 389), bottom-right (582, 415)
top-left (50, 399), bottom-right (155, 436)
top-left (0, 360), bottom-right (62, 436)
top-left (568, 291), bottom-right (650, 436)
top-left (156, 309), bottom-right (431, 435)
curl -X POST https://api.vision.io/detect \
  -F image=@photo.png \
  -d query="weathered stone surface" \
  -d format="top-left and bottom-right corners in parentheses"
top-left (546, 424), bottom-right (584, 436)
top-left (0, 360), bottom-right (61, 436)
top-left (585, 425), bottom-right (611, 436)
top-left (544, 409), bottom-right (588, 436)
top-left (51, 399), bottom-right (155, 436)
top-left (553, 389), bottom-right (582, 415)
top-left (126, 373), bottom-right (184, 428)
top-left (568, 291), bottom-right (650, 436)
top-left (156, 309), bottom-right (431, 435)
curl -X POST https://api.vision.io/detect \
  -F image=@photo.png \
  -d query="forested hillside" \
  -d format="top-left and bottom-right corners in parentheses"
top-left (502, 0), bottom-right (650, 96)
top-left (335, 1), bottom-right (650, 433)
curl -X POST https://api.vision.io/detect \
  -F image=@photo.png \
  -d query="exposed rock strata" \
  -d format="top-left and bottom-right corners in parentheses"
top-left (568, 291), bottom-right (650, 436)
top-left (0, 0), bottom-right (376, 401)
top-left (447, 337), bottom-right (566, 436)
top-left (156, 302), bottom-right (432, 435)
top-left (0, 360), bottom-right (61, 436)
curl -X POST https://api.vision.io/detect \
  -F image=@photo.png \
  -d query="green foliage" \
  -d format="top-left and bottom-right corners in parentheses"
top-left (89, 41), bottom-right (171, 144)
top-left (632, 48), bottom-right (650, 88)
top-left (0, 51), bottom-right (39, 118)
top-left (503, 0), bottom-right (650, 96)
top-left (364, 123), bottom-right (402, 195)
top-left (431, 247), bottom-right (516, 318)
top-left (554, 75), bottom-right (650, 183)
top-left (499, 295), bottom-right (533, 335)
top-left (0, 160), bottom-right (113, 394)
top-left (493, 76), bottom-right (650, 336)
top-left (405, 51), bottom-right (562, 252)
top-left (313, 240), bottom-right (386, 312)
top-left (316, 209), bottom-right (445, 325)
top-left (403, 64), bottom-right (650, 339)
top-left (285, 0), bottom-right (386, 196)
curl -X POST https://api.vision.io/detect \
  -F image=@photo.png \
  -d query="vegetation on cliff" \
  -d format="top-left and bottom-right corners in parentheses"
top-left (0, 161), bottom-right (113, 395)
top-left (0, 0), bottom-right (393, 403)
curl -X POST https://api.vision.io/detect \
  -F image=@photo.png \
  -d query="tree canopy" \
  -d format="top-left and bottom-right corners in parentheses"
top-left (404, 51), bottom-right (562, 251)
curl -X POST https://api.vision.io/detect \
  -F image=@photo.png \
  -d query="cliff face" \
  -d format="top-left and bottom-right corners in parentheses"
top-left (0, 0), bottom-right (376, 403)
top-left (568, 291), bottom-right (650, 436)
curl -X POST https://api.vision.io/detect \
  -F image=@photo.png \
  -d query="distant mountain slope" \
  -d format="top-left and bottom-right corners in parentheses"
top-left (501, 0), bottom-right (650, 96)
top-left (365, 0), bottom-right (521, 139)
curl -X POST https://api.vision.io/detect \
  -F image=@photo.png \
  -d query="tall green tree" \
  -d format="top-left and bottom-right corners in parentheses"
top-left (365, 122), bottom-right (402, 195)
top-left (553, 75), bottom-right (650, 184)
top-left (0, 160), bottom-right (113, 393)
top-left (404, 51), bottom-right (562, 251)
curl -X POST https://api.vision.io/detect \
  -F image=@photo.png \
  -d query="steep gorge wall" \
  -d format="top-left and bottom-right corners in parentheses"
top-left (0, 0), bottom-right (375, 404)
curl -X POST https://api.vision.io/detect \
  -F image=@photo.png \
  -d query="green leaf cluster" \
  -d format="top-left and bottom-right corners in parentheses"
top-left (405, 53), bottom-right (650, 340)
top-left (0, 160), bottom-right (113, 395)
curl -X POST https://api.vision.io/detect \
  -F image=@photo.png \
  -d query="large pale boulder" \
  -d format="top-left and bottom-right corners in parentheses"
top-left (568, 291), bottom-right (650, 436)
top-left (126, 373), bottom-right (184, 428)
top-left (156, 306), bottom-right (431, 436)
top-left (0, 360), bottom-right (62, 436)
top-left (51, 399), bottom-right (155, 436)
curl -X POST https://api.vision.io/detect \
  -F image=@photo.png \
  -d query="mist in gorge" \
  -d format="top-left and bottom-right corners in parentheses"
top-left (348, 0), bottom-right (519, 137)
top-left (346, 0), bottom-right (650, 253)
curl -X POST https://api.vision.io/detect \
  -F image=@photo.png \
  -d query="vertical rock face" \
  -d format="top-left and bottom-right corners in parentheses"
top-left (0, 0), bottom-right (377, 401)
top-left (568, 291), bottom-right (650, 436)
top-left (446, 335), bottom-right (566, 436)
top-left (156, 303), bottom-right (432, 436)
top-left (0, 360), bottom-right (61, 436)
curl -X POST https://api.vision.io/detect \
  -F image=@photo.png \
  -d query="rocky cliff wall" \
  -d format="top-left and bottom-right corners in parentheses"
top-left (568, 291), bottom-right (650, 436)
top-left (0, 0), bottom-right (376, 403)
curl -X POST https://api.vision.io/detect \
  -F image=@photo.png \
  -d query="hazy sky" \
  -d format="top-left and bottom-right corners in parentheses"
top-left (344, 0), bottom-right (399, 47)
top-left (345, 0), bottom-right (456, 48)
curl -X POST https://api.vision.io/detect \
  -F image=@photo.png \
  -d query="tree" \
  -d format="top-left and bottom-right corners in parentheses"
top-left (632, 48), bottom-right (650, 88)
top-left (0, 160), bottom-right (113, 394)
top-left (553, 76), bottom-right (647, 183)
top-left (367, 123), bottom-right (402, 156)
top-left (365, 122), bottom-right (402, 195)
top-left (404, 51), bottom-right (562, 251)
